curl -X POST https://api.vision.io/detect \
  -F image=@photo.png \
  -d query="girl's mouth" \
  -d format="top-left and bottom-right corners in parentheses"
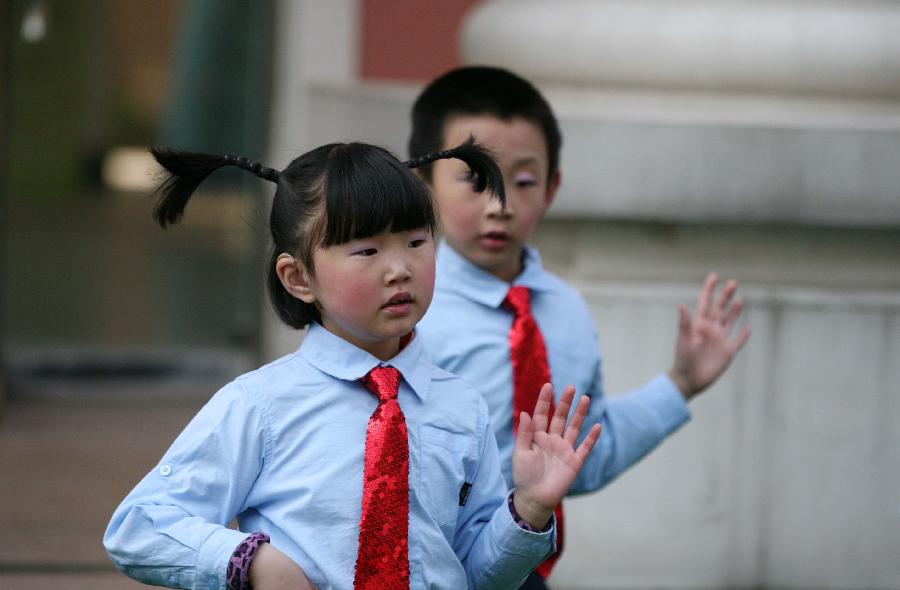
top-left (382, 292), bottom-right (414, 314)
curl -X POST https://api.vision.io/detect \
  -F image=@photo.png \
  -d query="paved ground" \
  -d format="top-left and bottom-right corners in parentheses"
top-left (0, 389), bottom-right (205, 589)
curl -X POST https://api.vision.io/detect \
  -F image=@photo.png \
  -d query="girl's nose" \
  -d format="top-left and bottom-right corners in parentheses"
top-left (385, 257), bottom-right (412, 284)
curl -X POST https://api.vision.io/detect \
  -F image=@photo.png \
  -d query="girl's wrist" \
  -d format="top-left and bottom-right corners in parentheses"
top-left (511, 490), bottom-right (553, 531)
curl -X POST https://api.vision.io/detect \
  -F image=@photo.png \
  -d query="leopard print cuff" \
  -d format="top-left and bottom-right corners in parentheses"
top-left (227, 532), bottom-right (270, 590)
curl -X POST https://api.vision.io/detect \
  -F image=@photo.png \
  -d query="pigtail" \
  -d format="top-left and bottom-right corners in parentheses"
top-left (404, 136), bottom-right (506, 207)
top-left (149, 147), bottom-right (280, 228)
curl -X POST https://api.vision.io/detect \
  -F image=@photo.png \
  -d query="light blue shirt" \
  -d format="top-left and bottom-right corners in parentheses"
top-left (418, 243), bottom-right (691, 494)
top-left (104, 322), bottom-right (555, 590)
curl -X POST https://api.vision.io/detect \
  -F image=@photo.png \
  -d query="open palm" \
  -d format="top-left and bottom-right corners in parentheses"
top-left (670, 273), bottom-right (751, 399)
top-left (511, 384), bottom-right (602, 528)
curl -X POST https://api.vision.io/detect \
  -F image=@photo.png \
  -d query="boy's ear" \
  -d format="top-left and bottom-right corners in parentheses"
top-left (544, 169), bottom-right (561, 207)
top-left (276, 257), bottom-right (316, 304)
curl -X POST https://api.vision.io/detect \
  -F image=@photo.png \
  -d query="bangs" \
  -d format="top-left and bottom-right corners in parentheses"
top-left (320, 143), bottom-right (436, 247)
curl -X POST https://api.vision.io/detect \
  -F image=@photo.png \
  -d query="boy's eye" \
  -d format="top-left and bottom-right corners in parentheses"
top-left (514, 174), bottom-right (538, 188)
top-left (408, 238), bottom-right (427, 248)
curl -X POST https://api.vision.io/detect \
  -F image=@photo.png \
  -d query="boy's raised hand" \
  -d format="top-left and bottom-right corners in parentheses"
top-left (512, 384), bottom-right (602, 530)
top-left (668, 272), bottom-right (752, 400)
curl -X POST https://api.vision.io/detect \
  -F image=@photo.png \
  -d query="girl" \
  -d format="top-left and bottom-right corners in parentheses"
top-left (103, 138), bottom-right (601, 590)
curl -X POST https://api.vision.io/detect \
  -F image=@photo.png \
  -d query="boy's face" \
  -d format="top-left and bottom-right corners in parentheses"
top-left (429, 115), bottom-right (559, 282)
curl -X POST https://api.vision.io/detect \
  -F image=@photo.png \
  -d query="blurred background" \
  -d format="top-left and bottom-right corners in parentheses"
top-left (1, 1), bottom-right (898, 588)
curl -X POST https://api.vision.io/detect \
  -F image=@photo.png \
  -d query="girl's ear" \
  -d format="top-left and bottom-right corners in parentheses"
top-left (276, 255), bottom-right (316, 304)
top-left (411, 166), bottom-right (431, 188)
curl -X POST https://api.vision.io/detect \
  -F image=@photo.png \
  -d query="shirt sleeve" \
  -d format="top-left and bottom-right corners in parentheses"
top-left (103, 380), bottom-right (270, 590)
top-left (451, 400), bottom-right (556, 590)
top-left (568, 336), bottom-right (692, 495)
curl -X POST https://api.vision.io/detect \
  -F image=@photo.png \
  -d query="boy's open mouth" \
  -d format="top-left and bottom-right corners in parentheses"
top-left (480, 231), bottom-right (510, 250)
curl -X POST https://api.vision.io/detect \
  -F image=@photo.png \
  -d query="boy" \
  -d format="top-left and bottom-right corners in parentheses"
top-left (411, 66), bottom-right (751, 589)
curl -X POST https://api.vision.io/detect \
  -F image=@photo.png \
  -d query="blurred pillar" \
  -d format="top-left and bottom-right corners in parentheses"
top-left (161, 0), bottom-right (273, 156)
top-left (0, 1), bottom-right (12, 418)
top-left (461, 0), bottom-right (900, 226)
top-left (460, 2), bottom-right (900, 589)
top-left (162, 0), bottom-right (275, 357)
top-left (262, 0), bottom-right (361, 360)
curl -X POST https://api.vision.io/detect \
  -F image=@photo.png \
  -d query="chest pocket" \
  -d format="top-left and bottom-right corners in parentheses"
top-left (417, 426), bottom-right (476, 532)
top-left (547, 337), bottom-right (596, 395)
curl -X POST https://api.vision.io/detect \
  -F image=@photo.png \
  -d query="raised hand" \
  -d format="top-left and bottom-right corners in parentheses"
top-left (511, 384), bottom-right (602, 529)
top-left (669, 272), bottom-right (751, 400)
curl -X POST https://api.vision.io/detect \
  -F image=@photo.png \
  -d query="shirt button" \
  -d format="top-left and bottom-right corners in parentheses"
top-left (159, 464), bottom-right (173, 477)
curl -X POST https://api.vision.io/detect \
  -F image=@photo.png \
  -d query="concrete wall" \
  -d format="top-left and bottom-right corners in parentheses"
top-left (533, 222), bottom-right (900, 589)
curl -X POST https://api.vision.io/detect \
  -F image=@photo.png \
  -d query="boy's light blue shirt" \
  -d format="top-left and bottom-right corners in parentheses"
top-left (104, 322), bottom-right (554, 590)
top-left (418, 242), bottom-right (692, 494)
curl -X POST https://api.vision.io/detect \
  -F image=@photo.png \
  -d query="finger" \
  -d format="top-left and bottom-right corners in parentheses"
top-left (696, 272), bottom-right (718, 319)
top-left (549, 384), bottom-right (575, 437)
top-left (531, 383), bottom-right (554, 433)
top-left (515, 411), bottom-right (534, 454)
top-left (564, 395), bottom-right (591, 447)
top-left (729, 325), bottom-right (751, 354)
top-left (715, 279), bottom-right (738, 321)
top-left (677, 303), bottom-right (691, 334)
top-left (722, 299), bottom-right (744, 332)
top-left (574, 423), bottom-right (602, 464)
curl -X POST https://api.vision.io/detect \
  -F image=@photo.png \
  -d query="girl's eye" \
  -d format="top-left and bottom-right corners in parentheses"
top-left (353, 248), bottom-right (378, 257)
top-left (408, 238), bottom-right (427, 248)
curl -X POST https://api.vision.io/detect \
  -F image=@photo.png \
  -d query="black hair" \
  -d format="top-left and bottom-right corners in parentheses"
top-left (408, 66), bottom-right (562, 184)
top-left (149, 137), bottom-right (504, 329)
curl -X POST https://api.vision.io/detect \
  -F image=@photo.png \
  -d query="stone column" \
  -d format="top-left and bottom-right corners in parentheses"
top-left (461, 2), bottom-right (900, 589)
top-left (262, 0), bottom-right (361, 361)
top-left (461, 0), bottom-right (900, 225)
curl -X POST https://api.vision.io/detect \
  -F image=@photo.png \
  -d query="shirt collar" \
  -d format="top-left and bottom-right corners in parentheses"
top-left (435, 240), bottom-right (557, 308)
top-left (298, 322), bottom-right (431, 401)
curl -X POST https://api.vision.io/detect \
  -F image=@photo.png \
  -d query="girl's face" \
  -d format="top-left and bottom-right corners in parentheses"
top-left (305, 228), bottom-right (435, 360)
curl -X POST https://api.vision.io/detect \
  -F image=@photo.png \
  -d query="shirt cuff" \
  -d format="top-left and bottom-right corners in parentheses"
top-left (197, 527), bottom-right (256, 590)
top-left (650, 373), bottom-right (693, 434)
top-left (490, 490), bottom-right (555, 557)
top-left (227, 532), bottom-right (270, 590)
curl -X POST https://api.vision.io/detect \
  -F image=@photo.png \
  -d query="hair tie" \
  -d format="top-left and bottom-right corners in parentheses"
top-left (224, 153), bottom-right (280, 184)
top-left (403, 136), bottom-right (505, 205)
top-left (403, 141), bottom-right (469, 170)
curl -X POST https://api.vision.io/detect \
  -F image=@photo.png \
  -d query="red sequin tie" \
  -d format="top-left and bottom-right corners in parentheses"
top-left (505, 285), bottom-right (564, 579)
top-left (354, 366), bottom-right (409, 590)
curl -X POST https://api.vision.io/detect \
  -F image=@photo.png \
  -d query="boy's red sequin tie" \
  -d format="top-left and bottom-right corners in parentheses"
top-left (354, 366), bottom-right (410, 590)
top-left (504, 285), bottom-right (564, 579)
